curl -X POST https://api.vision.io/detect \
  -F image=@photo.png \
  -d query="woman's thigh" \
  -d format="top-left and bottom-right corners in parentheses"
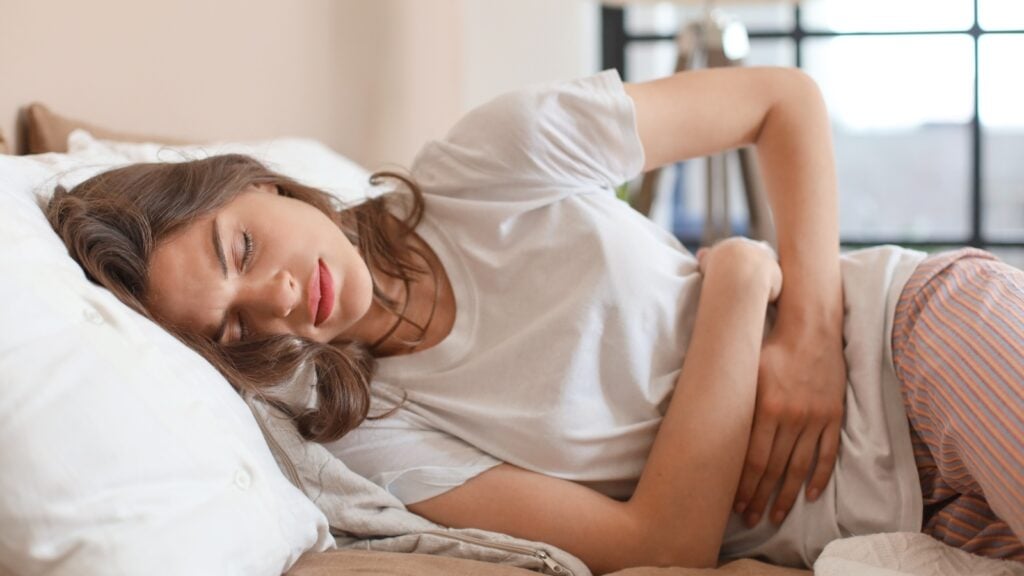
top-left (892, 248), bottom-right (1024, 560)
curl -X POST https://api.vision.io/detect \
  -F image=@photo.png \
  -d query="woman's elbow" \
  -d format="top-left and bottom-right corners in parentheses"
top-left (779, 68), bottom-right (827, 116)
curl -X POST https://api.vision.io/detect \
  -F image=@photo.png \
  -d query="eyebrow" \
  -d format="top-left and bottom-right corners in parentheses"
top-left (211, 218), bottom-right (229, 342)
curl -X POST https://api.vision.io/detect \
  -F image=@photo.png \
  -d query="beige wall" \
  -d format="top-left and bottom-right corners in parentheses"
top-left (0, 0), bottom-right (599, 169)
top-left (461, 0), bottom-right (600, 111)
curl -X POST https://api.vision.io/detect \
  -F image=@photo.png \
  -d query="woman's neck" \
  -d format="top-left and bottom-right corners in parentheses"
top-left (344, 220), bottom-right (455, 357)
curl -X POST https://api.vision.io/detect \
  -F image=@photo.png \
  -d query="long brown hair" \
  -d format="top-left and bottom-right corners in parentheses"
top-left (46, 154), bottom-right (427, 443)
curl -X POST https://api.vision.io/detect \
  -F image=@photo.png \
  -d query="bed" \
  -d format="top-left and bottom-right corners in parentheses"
top-left (5, 100), bottom-right (1024, 576)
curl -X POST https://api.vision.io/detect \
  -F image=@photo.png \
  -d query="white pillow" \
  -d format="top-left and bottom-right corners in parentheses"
top-left (67, 130), bottom-right (380, 204)
top-left (0, 137), bottom-right (376, 575)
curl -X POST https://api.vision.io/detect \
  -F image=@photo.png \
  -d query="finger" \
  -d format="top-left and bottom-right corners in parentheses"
top-left (733, 417), bottom-right (778, 515)
top-left (806, 419), bottom-right (842, 501)
top-left (769, 426), bottom-right (823, 524)
top-left (744, 424), bottom-right (799, 527)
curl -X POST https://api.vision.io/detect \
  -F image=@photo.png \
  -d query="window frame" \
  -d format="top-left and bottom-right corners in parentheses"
top-left (602, 2), bottom-right (1024, 251)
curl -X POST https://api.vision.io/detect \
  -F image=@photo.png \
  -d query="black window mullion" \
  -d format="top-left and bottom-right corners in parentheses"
top-left (601, 7), bottom-right (627, 77)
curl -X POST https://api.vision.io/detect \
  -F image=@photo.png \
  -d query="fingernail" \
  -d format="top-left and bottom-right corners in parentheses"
top-left (772, 510), bottom-right (785, 524)
top-left (734, 501), bottom-right (747, 514)
top-left (808, 488), bottom-right (820, 501)
top-left (746, 513), bottom-right (760, 527)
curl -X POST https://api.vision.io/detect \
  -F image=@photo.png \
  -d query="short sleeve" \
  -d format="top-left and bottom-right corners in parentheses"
top-left (324, 404), bottom-right (502, 505)
top-left (411, 69), bottom-right (646, 200)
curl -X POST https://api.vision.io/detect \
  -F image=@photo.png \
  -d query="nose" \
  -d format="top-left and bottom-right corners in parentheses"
top-left (240, 270), bottom-right (300, 321)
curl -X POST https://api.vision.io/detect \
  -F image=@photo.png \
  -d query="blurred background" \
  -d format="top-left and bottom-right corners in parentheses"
top-left (1, 0), bottom-right (1020, 264)
top-left (605, 0), bottom-right (1024, 266)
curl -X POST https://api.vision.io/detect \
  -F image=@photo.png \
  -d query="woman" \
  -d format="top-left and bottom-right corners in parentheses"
top-left (47, 67), bottom-right (1024, 573)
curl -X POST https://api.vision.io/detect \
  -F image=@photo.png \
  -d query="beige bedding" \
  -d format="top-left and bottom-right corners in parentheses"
top-left (285, 551), bottom-right (809, 576)
top-left (286, 535), bottom-right (1024, 576)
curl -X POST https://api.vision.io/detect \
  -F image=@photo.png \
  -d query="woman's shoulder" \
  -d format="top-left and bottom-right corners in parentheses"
top-left (433, 69), bottom-right (628, 146)
top-left (410, 70), bottom-right (642, 196)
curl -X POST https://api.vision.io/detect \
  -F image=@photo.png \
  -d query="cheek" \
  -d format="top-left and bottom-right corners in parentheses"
top-left (340, 242), bottom-right (373, 306)
top-left (341, 237), bottom-right (369, 276)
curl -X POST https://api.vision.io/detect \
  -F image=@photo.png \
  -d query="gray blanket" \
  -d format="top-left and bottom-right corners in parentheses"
top-left (250, 401), bottom-right (591, 576)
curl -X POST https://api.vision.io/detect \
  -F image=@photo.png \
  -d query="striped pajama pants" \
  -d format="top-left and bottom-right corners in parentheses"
top-left (892, 247), bottom-right (1024, 561)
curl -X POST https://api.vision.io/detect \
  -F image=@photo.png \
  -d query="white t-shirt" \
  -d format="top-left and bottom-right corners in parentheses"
top-left (325, 70), bottom-right (925, 567)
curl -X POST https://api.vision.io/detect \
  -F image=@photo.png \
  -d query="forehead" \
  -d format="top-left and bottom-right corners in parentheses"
top-left (146, 212), bottom-right (225, 336)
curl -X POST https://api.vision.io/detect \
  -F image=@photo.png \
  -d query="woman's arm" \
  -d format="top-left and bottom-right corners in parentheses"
top-left (627, 239), bottom-right (781, 566)
top-left (410, 239), bottom-right (780, 574)
top-left (625, 67), bottom-right (846, 525)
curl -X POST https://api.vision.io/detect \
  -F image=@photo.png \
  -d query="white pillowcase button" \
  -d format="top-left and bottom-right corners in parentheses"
top-left (234, 469), bottom-right (252, 490)
top-left (83, 308), bottom-right (104, 325)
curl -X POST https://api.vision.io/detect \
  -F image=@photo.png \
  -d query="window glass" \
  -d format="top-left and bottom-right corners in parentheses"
top-left (719, 4), bottom-right (794, 31)
top-left (624, 4), bottom-right (680, 36)
top-left (624, 36), bottom-right (793, 84)
top-left (624, 3), bottom-right (792, 36)
top-left (625, 40), bottom-right (677, 83)
top-left (803, 35), bottom-right (975, 240)
top-left (800, 0), bottom-right (973, 32)
top-left (746, 38), bottom-right (795, 67)
top-left (804, 35), bottom-right (974, 129)
top-left (989, 248), bottom-right (1024, 271)
top-left (980, 34), bottom-right (1024, 241)
top-left (979, 0), bottom-right (1024, 31)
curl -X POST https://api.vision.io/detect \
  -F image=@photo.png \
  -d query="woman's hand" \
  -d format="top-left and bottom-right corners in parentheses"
top-left (734, 314), bottom-right (846, 527)
top-left (696, 237), bottom-right (782, 303)
top-left (699, 237), bottom-right (844, 528)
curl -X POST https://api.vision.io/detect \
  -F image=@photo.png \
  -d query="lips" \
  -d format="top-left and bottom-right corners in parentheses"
top-left (313, 259), bottom-right (335, 327)
top-left (307, 262), bottom-right (321, 326)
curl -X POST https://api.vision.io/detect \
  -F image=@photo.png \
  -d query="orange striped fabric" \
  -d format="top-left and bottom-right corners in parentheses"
top-left (892, 247), bottom-right (1024, 561)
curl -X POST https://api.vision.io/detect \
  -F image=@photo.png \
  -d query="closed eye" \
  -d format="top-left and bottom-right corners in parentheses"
top-left (232, 229), bottom-right (257, 343)
top-left (238, 315), bottom-right (251, 342)
top-left (241, 230), bottom-right (256, 271)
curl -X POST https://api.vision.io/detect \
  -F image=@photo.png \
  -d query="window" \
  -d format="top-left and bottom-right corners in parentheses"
top-left (603, 1), bottom-right (1024, 266)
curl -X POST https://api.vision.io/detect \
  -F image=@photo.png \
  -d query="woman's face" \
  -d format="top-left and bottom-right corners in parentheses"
top-left (147, 184), bottom-right (374, 345)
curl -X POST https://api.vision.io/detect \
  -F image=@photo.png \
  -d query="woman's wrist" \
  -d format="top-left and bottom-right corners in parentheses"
top-left (773, 276), bottom-right (843, 342)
